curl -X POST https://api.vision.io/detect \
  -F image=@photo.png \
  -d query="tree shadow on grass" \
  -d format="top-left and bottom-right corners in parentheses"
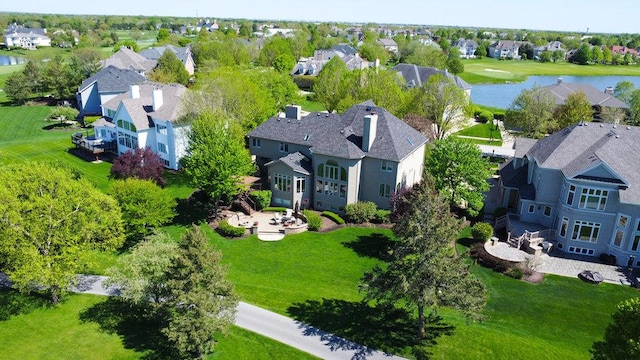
top-left (0, 289), bottom-right (52, 321)
top-left (457, 237), bottom-right (481, 249)
top-left (287, 298), bottom-right (455, 358)
top-left (173, 197), bottom-right (209, 226)
top-left (79, 298), bottom-right (180, 359)
top-left (342, 233), bottom-right (395, 260)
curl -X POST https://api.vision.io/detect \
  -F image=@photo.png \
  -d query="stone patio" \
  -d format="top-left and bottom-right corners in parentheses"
top-left (225, 211), bottom-right (308, 241)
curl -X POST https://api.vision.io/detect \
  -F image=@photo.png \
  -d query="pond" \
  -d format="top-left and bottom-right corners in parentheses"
top-left (470, 75), bottom-right (640, 109)
top-left (0, 55), bottom-right (26, 66)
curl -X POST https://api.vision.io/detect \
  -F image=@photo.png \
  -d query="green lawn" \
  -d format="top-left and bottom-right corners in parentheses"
top-left (454, 122), bottom-right (503, 146)
top-left (0, 290), bottom-right (317, 360)
top-left (299, 97), bottom-right (327, 112)
top-left (460, 57), bottom-right (640, 84)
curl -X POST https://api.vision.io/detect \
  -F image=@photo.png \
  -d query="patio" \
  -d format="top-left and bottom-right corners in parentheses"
top-left (225, 210), bottom-right (308, 241)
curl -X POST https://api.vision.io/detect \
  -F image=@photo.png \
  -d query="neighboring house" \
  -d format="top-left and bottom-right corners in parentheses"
top-left (392, 63), bottom-right (472, 99)
top-left (139, 45), bottom-right (195, 75)
top-left (291, 49), bottom-right (375, 77)
top-left (76, 65), bottom-right (146, 116)
top-left (102, 46), bottom-right (157, 76)
top-left (94, 82), bottom-right (188, 170)
top-left (611, 45), bottom-right (639, 57)
top-left (332, 43), bottom-right (358, 56)
top-left (247, 101), bottom-right (428, 211)
top-left (489, 40), bottom-right (520, 58)
top-left (453, 38), bottom-right (478, 58)
top-left (498, 123), bottom-right (640, 265)
top-left (539, 79), bottom-right (628, 117)
top-left (3, 24), bottom-right (51, 49)
top-left (377, 38), bottom-right (398, 54)
top-left (533, 41), bottom-right (565, 59)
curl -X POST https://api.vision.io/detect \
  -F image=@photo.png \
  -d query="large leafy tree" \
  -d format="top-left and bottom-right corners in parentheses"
top-left (628, 89), bottom-right (640, 126)
top-left (591, 297), bottom-right (640, 360)
top-left (109, 179), bottom-right (177, 246)
top-left (247, 68), bottom-right (301, 112)
top-left (505, 85), bottom-right (556, 138)
top-left (110, 147), bottom-right (166, 186)
top-left (425, 137), bottom-right (491, 216)
top-left (258, 36), bottom-right (295, 68)
top-left (4, 71), bottom-right (31, 104)
top-left (419, 73), bottom-right (468, 140)
top-left (313, 56), bottom-right (350, 113)
top-left (163, 225), bottom-right (238, 359)
top-left (445, 47), bottom-right (464, 74)
top-left (149, 50), bottom-right (190, 85)
top-left (0, 162), bottom-right (124, 303)
top-left (181, 111), bottom-right (255, 219)
top-left (614, 80), bottom-right (635, 105)
top-left (554, 91), bottom-right (593, 130)
top-left (361, 175), bottom-right (486, 343)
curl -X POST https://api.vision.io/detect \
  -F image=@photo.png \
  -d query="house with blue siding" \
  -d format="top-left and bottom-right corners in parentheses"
top-left (499, 123), bottom-right (640, 266)
top-left (247, 102), bottom-right (428, 211)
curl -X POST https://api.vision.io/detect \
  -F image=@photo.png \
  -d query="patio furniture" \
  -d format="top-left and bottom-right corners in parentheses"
top-left (541, 241), bottom-right (553, 253)
top-left (282, 209), bottom-right (293, 222)
top-left (579, 270), bottom-right (604, 284)
top-left (272, 212), bottom-right (282, 224)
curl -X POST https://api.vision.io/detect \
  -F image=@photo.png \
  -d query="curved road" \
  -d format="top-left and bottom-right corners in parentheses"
top-left (2, 274), bottom-right (406, 360)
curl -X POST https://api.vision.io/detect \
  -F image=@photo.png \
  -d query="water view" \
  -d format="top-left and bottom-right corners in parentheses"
top-left (0, 55), bottom-right (26, 66)
top-left (471, 75), bottom-right (640, 109)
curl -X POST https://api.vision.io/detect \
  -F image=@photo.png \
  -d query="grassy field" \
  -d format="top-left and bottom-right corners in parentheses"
top-left (0, 290), bottom-right (317, 360)
top-left (454, 121), bottom-right (503, 146)
top-left (460, 57), bottom-right (640, 84)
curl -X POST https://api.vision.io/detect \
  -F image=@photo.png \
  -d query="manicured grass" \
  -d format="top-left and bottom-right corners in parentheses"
top-left (455, 122), bottom-right (502, 140)
top-left (299, 97), bottom-right (327, 112)
top-left (0, 290), bottom-right (318, 359)
top-left (460, 57), bottom-right (640, 84)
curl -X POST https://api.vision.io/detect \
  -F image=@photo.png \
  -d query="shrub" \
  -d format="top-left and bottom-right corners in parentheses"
top-left (303, 210), bottom-right (322, 231)
top-left (111, 147), bottom-right (166, 186)
top-left (344, 202), bottom-right (377, 224)
top-left (470, 243), bottom-right (512, 273)
top-left (217, 220), bottom-right (245, 238)
top-left (322, 211), bottom-right (345, 225)
top-left (471, 222), bottom-right (494, 242)
top-left (263, 206), bottom-right (288, 213)
top-left (249, 190), bottom-right (272, 210)
top-left (505, 266), bottom-right (524, 279)
top-left (293, 75), bottom-right (316, 90)
top-left (478, 110), bottom-right (493, 124)
top-left (494, 112), bottom-right (505, 121)
top-left (373, 209), bottom-right (391, 223)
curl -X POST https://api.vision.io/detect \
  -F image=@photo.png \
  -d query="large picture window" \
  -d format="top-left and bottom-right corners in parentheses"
top-left (296, 178), bottom-right (305, 193)
top-left (273, 174), bottom-right (291, 192)
top-left (611, 214), bottom-right (629, 248)
top-left (578, 188), bottom-right (608, 211)
top-left (379, 184), bottom-right (391, 198)
top-left (316, 160), bottom-right (347, 198)
top-left (571, 220), bottom-right (600, 242)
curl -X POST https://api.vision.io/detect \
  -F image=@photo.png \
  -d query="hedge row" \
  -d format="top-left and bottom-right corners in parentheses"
top-left (322, 211), bottom-right (345, 225)
top-left (217, 220), bottom-right (245, 238)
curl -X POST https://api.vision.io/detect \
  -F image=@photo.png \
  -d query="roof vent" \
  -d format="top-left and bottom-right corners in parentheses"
top-left (316, 113), bottom-right (320, 116)
top-left (287, 119), bottom-right (291, 123)
top-left (325, 114), bottom-right (329, 117)
top-left (613, 125), bottom-right (617, 128)
top-left (339, 130), bottom-right (344, 134)
top-left (599, 124), bottom-right (604, 127)
top-left (365, 106), bottom-right (372, 111)
top-left (627, 126), bottom-right (631, 130)
top-left (615, 135), bottom-right (620, 138)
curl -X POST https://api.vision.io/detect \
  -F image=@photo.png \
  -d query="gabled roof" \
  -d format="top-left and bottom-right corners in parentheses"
top-left (539, 82), bottom-right (628, 109)
top-left (102, 47), bottom-right (157, 74)
top-left (499, 160), bottom-right (535, 200)
top-left (332, 44), bottom-right (357, 56)
top-left (78, 65), bottom-right (146, 93)
top-left (377, 38), bottom-right (397, 47)
top-left (139, 45), bottom-right (191, 64)
top-left (249, 101), bottom-right (428, 162)
top-left (392, 63), bottom-right (471, 91)
top-left (525, 123), bottom-right (640, 204)
top-left (106, 82), bottom-right (187, 130)
top-left (266, 152), bottom-right (312, 175)
top-left (453, 39), bottom-right (478, 48)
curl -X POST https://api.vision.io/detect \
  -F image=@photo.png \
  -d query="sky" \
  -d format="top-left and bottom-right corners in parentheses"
top-left (2, 0), bottom-right (639, 34)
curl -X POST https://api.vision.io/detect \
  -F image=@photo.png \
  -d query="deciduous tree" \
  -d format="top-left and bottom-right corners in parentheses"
top-left (149, 50), bottom-right (189, 85)
top-left (554, 91), bottom-right (593, 130)
top-left (424, 137), bottom-right (491, 216)
top-left (361, 175), bottom-right (486, 342)
top-left (591, 297), bottom-right (640, 360)
top-left (110, 147), bottom-right (166, 186)
top-left (505, 85), bottom-right (556, 137)
top-left (4, 71), bottom-right (31, 104)
top-left (614, 80), bottom-right (635, 105)
top-left (419, 73), bottom-right (468, 140)
top-left (313, 56), bottom-right (350, 113)
top-left (0, 162), bottom-right (124, 303)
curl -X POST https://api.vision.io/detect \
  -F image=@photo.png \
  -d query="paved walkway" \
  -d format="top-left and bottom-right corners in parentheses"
top-left (1, 273), bottom-right (407, 360)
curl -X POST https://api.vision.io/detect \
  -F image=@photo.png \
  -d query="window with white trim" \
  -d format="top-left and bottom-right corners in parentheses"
top-left (279, 142), bottom-right (288, 152)
top-left (611, 214), bottom-right (629, 248)
top-left (544, 206), bottom-right (552, 217)
top-left (567, 246), bottom-right (595, 255)
top-left (578, 188), bottom-right (608, 211)
top-left (379, 184), bottom-right (391, 198)
top-left (381, 160), bottom-right (393, 172)
top-left (559, 217), bottom-right (569, 237)
top-left (158, 142), bottom-right (167, 154)
top-left (157, 124), bottom-right (168, 135)
top-left (296, 178), bottom-right (305, 193)
top-left (571, 220), bottom-right (601, 242)
top-left (273, 174), bottom-right (291, 192)
top-left (252, 138), bottom-right (261, 148)
top-left (528, 205), bottom-right (535, 213)
top-left (566, 185), bottom-right (576, 205)
top-left (630, 220), bottom-right (640, 252)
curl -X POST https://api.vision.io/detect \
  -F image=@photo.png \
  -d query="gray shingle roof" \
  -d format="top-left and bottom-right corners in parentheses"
top-left (139, 45), bottom-right (191, 64)
top-left (392, 63), bottom-right (471, 91)
top-left (525, 123), bottom-right (640, 204)
top-left (332, 44), bottom-right (357, 56)
top-left (249, 101), bottom-right (428, 162)
top-left (102, 47), bottom-right (157, 73)
top-left (78, 65), bottom-right (146, 93)
top-left (266, 152), bottom-right (312, 175)
top-left (514, 137), bottom-right (537, 159)
top-left (539, 82), bottom-right (628, 108)
top-left (499, 160), bottom-right (536, 200)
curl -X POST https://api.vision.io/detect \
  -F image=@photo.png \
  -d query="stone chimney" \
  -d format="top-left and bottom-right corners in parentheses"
top-left (362, 113), bottom-right (378, 152)
top-left (285, 105), bottom-right (301, 120)
top-left (130, 85), bottom-right (140, 99)
top-left (557, 77), bottom-right (563, 84)
top-left (152, 89), bottom-right (163, 111)
top-left (604, 86), bottom-right (614, 95)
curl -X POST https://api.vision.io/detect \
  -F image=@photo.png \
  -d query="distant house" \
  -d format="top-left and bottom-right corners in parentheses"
top-left (453, 39), bottom-right (478, 58)
top-left (533, 41), bottom-right (566, 59)
top-left (76, 65), bottom-right (146, 116)
top-left (139, 45), bottom-right (195, 75)
top-left (94, 82), bottom-right (188, 170)
top-left (102, 47), bottom-right (157, 76)
top-left (489, 40), bottom-right (520, 58)
top-left (539, 79), bottom-right (628, 117)
top-left (392, 63), bottom-right (472, 98)
top-left (291, 49), bottom-right (375, 77)
top-left (498, 123), bottom-right (640, 265)
top-left (611, 45), bottom-right (639, 57)
top-left (247, 102), bottom-right (428, 211)
top-left (3, 24), bottom-right (51, 49)
top-left (377, 38), bottom-right (398, 54)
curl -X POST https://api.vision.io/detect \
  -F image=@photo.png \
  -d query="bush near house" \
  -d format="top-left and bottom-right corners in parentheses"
top-left (249, 190), bottom-right (272, 210)
top-left (303, 210), bottom-right (322, 231)
top-left (471, 222), bottom-right (494, 242)
top-left (217, 220), bottom-right (246, 238)
top-left (470, 242), bottom-right (513, 273)
top-left (477, 110), bottom-right (493, 124)
top-left (373, 209), bottom-right (392, 223)
top-left (263, 207), bottom-right (288, 213)
top-left (322, 211), bottom-right (345, 225)
top-left (344, 202), bottom-right (377, 224)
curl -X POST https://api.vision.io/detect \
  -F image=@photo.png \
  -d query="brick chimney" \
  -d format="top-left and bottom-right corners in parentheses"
top-left (362, 113), bottom-right (378, 152)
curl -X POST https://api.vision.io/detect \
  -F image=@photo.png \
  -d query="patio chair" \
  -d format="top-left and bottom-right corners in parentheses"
top-left (272, 212), bottom-right (281, 224)
top-left (283, 208), bottom-right (293, 222)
